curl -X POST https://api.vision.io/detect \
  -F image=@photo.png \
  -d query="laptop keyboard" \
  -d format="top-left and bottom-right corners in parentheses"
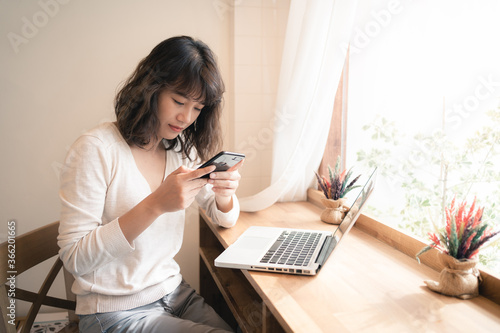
top-left (260, 230), bottom-right (322, 267)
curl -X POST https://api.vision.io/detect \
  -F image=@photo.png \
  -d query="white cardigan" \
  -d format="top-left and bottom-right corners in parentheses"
top-left (57, 122), bottom-right (239, 315)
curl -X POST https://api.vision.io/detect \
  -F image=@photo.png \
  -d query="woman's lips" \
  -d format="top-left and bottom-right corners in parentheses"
top-left (169, 125), bottom-right (183, 132)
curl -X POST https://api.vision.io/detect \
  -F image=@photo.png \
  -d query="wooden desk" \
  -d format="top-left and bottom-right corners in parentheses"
top-left (198, 201), bottom-right (500, 332)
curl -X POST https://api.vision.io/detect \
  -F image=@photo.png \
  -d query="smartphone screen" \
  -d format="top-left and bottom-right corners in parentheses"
top-left (198, 151), bottom-right (245, 178)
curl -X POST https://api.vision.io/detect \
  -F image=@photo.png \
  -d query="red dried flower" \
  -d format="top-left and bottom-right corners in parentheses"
top-left (417, 196), bottom-right (499, 261)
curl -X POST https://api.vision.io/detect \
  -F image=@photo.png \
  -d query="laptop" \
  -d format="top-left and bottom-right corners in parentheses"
top-left (215, 168), bottom-right (377, 275)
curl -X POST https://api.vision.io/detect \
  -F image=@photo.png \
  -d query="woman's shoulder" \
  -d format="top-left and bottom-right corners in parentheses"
top-left (72, 122), bottom-right (124, 148)
top-left (67, 122), bottom-right (127, 159)
top-left (82, 122), bottom-right (121, 142)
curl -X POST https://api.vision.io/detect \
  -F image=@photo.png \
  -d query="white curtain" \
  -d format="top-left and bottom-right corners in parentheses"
top-left (239, 0), bottom-right (358, 212)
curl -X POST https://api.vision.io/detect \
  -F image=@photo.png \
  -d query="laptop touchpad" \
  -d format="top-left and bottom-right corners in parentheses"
top-left (236, 236), bottom-right (273, 249)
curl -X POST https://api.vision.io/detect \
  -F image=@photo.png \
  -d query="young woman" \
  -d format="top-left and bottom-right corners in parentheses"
top-left (58, 36), bottom-right (242, 332)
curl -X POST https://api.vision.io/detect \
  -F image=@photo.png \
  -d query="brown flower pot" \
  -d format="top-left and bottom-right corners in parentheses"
top-left (320, 198), bottom-right (349, 224)
top-left (424, 252), bottom-right (481, 299)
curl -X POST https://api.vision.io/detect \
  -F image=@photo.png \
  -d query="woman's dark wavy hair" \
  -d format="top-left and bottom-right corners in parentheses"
top-left (115, 36), bottom-right (224, 161)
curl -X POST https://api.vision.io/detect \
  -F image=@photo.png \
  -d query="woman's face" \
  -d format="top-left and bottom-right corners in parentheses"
top-left (156, 90), bottom-right (204, 140)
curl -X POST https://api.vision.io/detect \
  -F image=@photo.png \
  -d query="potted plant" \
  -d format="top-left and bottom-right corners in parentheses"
top-left (315, 156), bottom-right (361, 224)
top-left (416, 196), bottom-right (500, 299)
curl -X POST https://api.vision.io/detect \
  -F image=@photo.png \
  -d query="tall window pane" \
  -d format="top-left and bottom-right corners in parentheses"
top-left (347, 0), bottom-right (500, 274)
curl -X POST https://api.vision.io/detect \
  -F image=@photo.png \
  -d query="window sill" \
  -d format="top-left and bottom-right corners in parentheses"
top-left (307, 188), bottom-right (500, 305)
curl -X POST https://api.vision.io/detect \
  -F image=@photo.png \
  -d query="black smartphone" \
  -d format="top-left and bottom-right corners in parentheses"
top-left (198, 151), bottom-right (245, 178)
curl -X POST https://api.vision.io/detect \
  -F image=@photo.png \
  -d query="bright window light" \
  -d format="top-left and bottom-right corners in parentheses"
top-left (347, 0), bottom-right (500, 275)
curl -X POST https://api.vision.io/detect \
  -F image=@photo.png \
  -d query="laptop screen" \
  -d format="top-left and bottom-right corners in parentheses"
top-left (324, 168), bottom-right (377, 261)
top-left (336, 168), bottom-right (376, 239)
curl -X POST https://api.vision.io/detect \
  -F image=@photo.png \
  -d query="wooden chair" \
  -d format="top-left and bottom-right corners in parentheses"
top-left (0, 221), bottom-right (79, 333)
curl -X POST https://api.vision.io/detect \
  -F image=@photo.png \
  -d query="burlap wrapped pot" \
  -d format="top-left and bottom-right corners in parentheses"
top-left (425, 252), bottom-right (481, 300)
top-left (320, 198), bottom-right (349, 224)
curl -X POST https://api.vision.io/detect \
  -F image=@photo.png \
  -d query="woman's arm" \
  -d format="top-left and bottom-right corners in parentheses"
top-left (197, 160), bottom-right (243, 227)
top-left (118, 165), bottom-right (214, 243)
top-left (58, 134), bottom-right (215, 276)
top-left (58, 135), bottom-right (134, 276)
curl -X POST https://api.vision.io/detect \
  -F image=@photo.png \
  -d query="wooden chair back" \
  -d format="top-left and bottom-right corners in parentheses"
top-left (0, 221), bottom-right (78, 333)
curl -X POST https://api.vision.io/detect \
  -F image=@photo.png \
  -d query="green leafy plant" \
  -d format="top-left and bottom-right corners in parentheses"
top-left (356, 108), bottom-right (500, 274)
top-left (315, 156), bottom-right (361, 200)
top-left (416, 197), bottom-right (500, 261)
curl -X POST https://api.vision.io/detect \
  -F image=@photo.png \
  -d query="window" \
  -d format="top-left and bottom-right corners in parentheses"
top-left (345, 0), bottom-right (500, 275)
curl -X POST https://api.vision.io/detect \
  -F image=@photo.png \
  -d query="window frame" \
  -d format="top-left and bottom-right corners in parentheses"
top-left (318, 52), bottom-right (349, 175)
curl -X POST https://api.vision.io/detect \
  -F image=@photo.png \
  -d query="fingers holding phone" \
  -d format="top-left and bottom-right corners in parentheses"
top-left (153, 165), bottom-right (215, 212)
top-left (209, 159), bottom-right (244, 197)
top-left (196, 151), bottom-right (245, 212)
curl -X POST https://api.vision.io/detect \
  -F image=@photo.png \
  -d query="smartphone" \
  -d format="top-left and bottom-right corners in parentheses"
top-left (198, 151), bottom-right (245, 178)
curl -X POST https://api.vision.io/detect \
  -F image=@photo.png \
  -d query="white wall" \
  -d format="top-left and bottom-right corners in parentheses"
top-left (0, 0), bottom-right (290, 317)
top-left (0, 0), bottom-right (233, 315)
top-left (233, 0), bottom-right (289, 197)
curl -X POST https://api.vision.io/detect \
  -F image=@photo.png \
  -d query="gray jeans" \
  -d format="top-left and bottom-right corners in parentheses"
top-left (78, 280), bottom-right (233, 333)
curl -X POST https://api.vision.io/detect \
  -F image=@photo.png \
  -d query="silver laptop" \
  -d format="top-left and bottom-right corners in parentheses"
top-left (215, 168), bottom-right (377, 275)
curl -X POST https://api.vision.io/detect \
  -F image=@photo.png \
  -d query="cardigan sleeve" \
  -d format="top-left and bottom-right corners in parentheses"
top-left (195, 184), bottom-right (240, 228)
top-left (57, 134), bottom-right (133, 277)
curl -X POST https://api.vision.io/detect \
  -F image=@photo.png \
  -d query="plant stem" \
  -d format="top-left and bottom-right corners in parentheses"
top-left (465, 143), bottom-right (495, 198)
top-left (440, 163), bottom-right (448, 226)
top-left (440, 97), bottom-right (448, 226)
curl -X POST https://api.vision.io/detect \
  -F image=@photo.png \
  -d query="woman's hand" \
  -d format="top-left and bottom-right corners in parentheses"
top-left (208, 160), bottom-right (244, 212)
top-left (152, 165), bottom-right (216, 213)
top-left (119, 165), bottom-right (215, 244)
